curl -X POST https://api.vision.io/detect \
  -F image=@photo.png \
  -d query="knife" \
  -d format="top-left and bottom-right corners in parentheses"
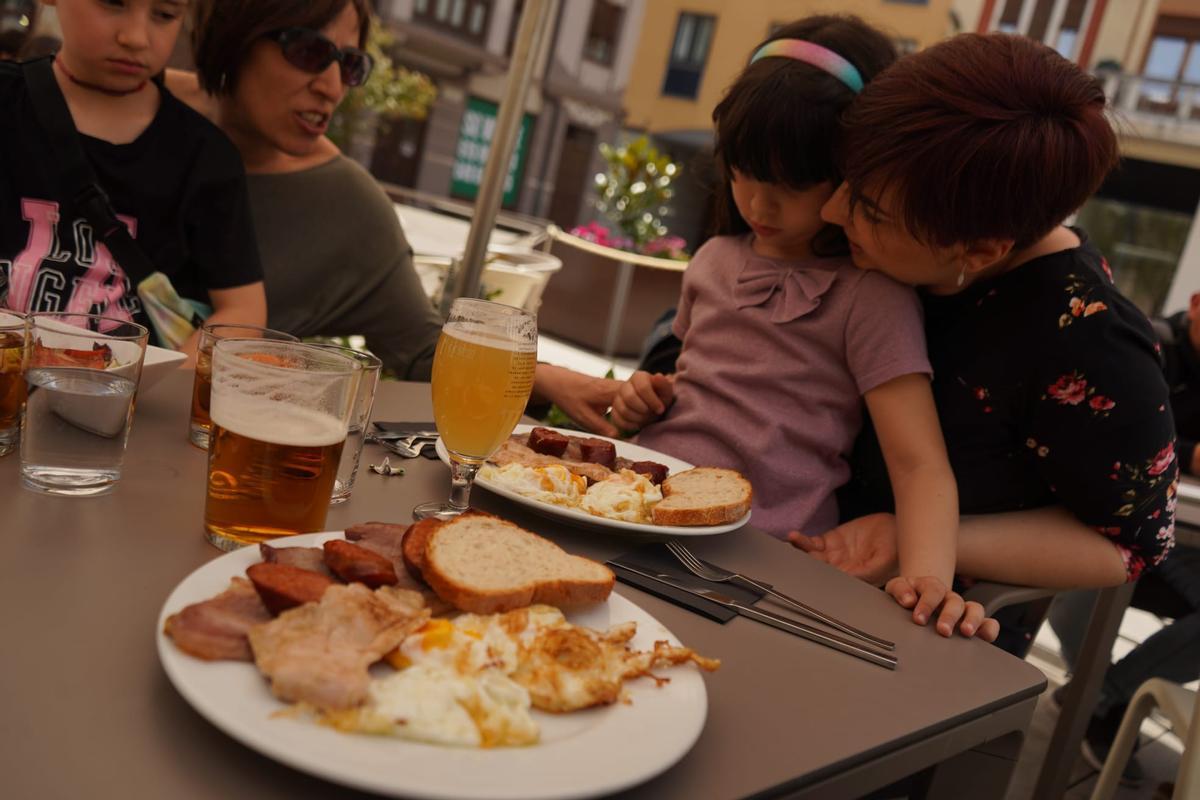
top-left (617, 563), bottom-right (898, 671)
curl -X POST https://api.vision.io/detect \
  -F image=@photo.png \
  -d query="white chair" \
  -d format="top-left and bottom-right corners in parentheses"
top-left (1090, 678), bottom-right (1200, 799)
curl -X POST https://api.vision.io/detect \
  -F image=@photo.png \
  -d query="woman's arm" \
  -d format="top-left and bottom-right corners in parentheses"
top-left (956, 506), bottom-right (1127, 588)
top-left (178, 282), bottom-right (267, 364)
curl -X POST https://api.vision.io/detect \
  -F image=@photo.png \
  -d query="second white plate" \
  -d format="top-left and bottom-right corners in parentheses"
top-left (438, 424), bottom-right (751, 536)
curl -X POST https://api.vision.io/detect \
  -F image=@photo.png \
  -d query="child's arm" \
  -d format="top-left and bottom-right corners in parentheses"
top-left (530, 364), bottom-right (622, 437)
top-left (178, 283), bottom-right (267, 365)
top-left (610, 371), bottom-right (675, 433)
top-left (864, 372), bottom-right (960, 635)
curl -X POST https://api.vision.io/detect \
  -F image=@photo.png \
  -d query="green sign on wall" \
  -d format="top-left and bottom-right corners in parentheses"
top-left (450, 96), bottom-right (534, 208)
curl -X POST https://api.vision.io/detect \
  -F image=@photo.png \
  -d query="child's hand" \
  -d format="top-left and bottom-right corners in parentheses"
top-left (884, 576), bottom-right (1000, 641)
top-left (610, 371), bottom-right (674, 433)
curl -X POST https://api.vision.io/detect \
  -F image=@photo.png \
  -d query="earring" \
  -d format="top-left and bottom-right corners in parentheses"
top-left (956, 264), bottom-right (966, 287)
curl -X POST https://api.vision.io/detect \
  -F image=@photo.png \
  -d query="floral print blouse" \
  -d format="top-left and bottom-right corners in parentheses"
top-left (841, 232), bottom-right (1177, 580)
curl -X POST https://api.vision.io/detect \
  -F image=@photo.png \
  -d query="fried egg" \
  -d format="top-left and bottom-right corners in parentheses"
top-left (480, 463), bottom-right (587, 507)
top-left (581, 469), bottom-right (663, 523)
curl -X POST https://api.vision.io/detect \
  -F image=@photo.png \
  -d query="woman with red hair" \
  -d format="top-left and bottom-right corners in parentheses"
top-left (799, 34), bottom-right (1176, 618)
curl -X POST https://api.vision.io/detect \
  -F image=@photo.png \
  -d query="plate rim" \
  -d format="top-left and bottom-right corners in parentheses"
top-left (443, 424), bottom-right (751, 536)
top-left (156, 531), bottom-right (709, 800)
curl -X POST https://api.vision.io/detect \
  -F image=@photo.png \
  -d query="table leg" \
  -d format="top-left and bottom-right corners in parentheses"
top-left (1031, 582), bottom-right (1136, 800)
top-left (602, 261), bottom-right (635, 359)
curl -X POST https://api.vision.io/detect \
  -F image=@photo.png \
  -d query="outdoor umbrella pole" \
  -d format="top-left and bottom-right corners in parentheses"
top-left (444, 0), bottom-right (559, 311)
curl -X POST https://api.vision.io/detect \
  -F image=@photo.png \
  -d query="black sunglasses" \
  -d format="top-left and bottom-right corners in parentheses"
top-left (265, 27), bottom-right (374, 87)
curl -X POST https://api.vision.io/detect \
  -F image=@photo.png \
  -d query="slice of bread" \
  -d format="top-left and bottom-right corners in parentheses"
top-left (421, 511), bottom-right (614, 613)
top-left (401, 518), bottom-right (439, 584)
top-left (651, 467), bottom-right (753, 527)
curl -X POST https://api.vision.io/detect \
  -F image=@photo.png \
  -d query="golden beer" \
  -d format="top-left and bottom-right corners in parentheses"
top-left (203, 405), bottom-right (346, 550)
top-left (0, 331), bottom-right (26, 456)
top-left (187, 349), bottom-right (214, 447)
top-left (431, 327), bottom-right (536, 461)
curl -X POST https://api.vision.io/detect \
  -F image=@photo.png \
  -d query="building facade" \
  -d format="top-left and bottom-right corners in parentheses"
top-left (372, 0), bottom-right (647, 229)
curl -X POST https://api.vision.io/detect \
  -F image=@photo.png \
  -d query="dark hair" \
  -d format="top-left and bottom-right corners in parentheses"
top-left (711, 15), bottom-right (897, 255)
top-left (841, 33), bottom-right (1119, 249)
top-left (192, 0), bottom-right (373, 94)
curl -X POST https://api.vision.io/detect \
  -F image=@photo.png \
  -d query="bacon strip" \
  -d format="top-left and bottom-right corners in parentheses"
top-left (163, 577), bottom-right (272, 662)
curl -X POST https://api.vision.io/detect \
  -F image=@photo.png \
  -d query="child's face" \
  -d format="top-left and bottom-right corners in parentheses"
top-left (48, 0), bottom-right (186, 91)
top-left (821, 181), bottom-right (962, 292)
top-left (224, 3), bottom-right (360, 166)
top-left (730, 169), bottom-right (834, 261)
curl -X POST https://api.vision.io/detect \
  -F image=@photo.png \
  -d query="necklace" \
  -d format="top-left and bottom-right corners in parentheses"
top-left (55, 58), bottom-right (148, 97)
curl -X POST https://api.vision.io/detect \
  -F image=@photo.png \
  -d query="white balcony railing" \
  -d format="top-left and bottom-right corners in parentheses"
top-left (1097, 69), bottom-right (1200, 148)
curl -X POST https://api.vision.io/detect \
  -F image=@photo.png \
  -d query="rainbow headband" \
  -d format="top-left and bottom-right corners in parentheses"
top-left (750, 39), bottom-right (863, 94)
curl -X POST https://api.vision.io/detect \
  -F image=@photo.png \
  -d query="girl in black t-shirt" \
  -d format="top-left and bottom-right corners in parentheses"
top-left (795, 34), bottom-right (1176, 638)
top-left (0, 0), bottom-right (266, 355)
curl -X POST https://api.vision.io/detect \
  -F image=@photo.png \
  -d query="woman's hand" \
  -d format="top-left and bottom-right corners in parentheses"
top-left (531, 364), bottom-right (622, 438)
top-left (884, 576), bottom-right (1000, 641)
top-left (789, 513), bottom-right (900, 586)
top-left (610, 371), bottom-right (674, 433)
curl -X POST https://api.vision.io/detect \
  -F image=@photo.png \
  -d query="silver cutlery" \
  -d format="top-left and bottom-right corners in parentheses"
top-left (617, 563), bottom-right (897, 670)
top-left (665, 541), bottom-right (896, 652)
top-left (369, 429), bottom-right (439, 441)
top-left (364, 432), bottom-right (437, 458)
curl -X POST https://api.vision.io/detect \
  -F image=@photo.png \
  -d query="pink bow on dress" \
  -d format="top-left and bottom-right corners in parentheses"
top-left (733, 256), bottom-right (840, 324)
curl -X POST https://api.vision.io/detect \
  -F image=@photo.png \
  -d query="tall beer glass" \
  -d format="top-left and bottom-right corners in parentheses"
top-left (203, 339), bottom-right (360, 551)
top-left (414, 298), bottom-right (537, 520)
top-left (188, 323), bottom-right (298, 449)
top-left (0, 311), bottom-right (28, 457)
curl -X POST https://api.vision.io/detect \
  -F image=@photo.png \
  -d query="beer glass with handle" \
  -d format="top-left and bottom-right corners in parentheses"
top-left (203, 339), bottom-right (361, 551)
top-left (414, 298), bottom-right (537, 521)
top-left (188, 323), bottom-right (298, 449)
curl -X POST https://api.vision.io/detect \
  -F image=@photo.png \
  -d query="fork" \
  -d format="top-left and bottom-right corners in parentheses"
top-left (364, 432), bottom-right (432, 458)
top-left (665, 540), bottom-right (895, 651)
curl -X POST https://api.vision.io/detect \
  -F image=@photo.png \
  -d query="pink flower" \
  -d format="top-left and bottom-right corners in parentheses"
top-left (1084, 301), bottom-right (1108, 317)
top-left (1089, 395), bottom-right (1116, 412)
top-left (1069, 297), bottom-right (1085, 317)
top-left (1095, 526), bottom-right (1121, 537)
top-left (1148, 442), bottom-right (1176, 476)
top-left (1100, 258), bottom-right (1114, 282)
top-left (1047, 373), bottom-right (1088, 405)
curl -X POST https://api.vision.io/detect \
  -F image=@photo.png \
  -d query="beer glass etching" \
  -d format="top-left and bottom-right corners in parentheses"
top-left (0, 311), bottom-right (27, 457)
top-left (413, 298), bottom-right (537, 521)
top-left (188, 324), bottom-right (298, 449)
top-left (20, 313), bottom-right (149, 496)
top-left (203, 339), bottom-right (360, 551)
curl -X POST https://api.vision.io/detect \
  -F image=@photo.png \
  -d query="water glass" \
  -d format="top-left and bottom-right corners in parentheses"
top-left (309, 344), bottom-right (382, 504)
top-left (413, 298), bottom-right (537, 521)
top-left (0, 311), bottom-right (28, 457)
top-left (203, 339), bottom-right (360, 551)
top-left (20, 313), bottom-right (149, 496)
top-left (188, 323), bottom-right (298, 449)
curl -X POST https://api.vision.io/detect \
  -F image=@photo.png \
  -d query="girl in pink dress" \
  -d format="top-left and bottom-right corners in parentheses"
top-left (617, 16), bottom-right (990, 639)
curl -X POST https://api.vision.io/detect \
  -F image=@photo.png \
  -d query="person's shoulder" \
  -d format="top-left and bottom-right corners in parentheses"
top-left (154, 85), bottom-right (245, 177)
top-left (0, 57), bottom-right (30, 103)
top-left (847, 264), bottom-right (920, 309)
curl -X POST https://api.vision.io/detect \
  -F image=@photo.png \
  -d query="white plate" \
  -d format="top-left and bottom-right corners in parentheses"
top-left (156, 531), bottom-right (709, 800)
top-left (141, 345), bottom-right (186, 390)
top-left (438, 424), bottom-right (751, 536)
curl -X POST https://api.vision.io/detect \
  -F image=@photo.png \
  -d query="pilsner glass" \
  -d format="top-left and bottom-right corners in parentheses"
top-left (203, 339), bottom-right (360, 551)
top-left (188, 323), bottom-right (298, 449)
top-left (0, 311), bottom-right (28, 457)
top-left (20, 313), bottom-right (149, 496)
top-left (413, 298), bottom-right (537, 521)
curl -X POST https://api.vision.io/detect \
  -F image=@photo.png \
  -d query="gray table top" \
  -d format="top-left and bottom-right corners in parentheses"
top-left (0, 371), bottom-right (1046, 799)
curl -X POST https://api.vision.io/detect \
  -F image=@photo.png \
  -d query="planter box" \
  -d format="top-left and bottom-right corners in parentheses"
top-left (536, 239), bottom-right (683, 358)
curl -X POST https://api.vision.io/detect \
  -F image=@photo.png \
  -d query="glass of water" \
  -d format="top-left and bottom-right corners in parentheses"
top-left (309, 344), bottom-right (382, 504)
top-left (21, 313), bottom-right (149, 496)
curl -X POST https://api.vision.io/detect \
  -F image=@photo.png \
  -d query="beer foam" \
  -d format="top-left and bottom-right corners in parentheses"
top-left (444, 322), bottom-right (537, 353)
top-left (210, 397), bottom-right (346, 447)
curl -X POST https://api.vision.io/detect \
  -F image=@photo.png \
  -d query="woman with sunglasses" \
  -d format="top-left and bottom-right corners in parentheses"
top-left (169, 0), bottom-right (444, 379)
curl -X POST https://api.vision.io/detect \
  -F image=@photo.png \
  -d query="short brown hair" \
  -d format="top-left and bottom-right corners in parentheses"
top-left (192, 0), bottom-right (373, 94)
top-left (842, 33), bottom-right (1119, 249)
